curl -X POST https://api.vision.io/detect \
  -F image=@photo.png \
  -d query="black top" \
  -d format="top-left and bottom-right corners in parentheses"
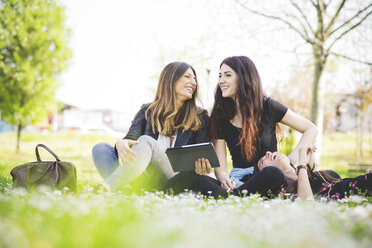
top-left (216, 97), bottom-right (288, 169)
top-left (124, 103), bottom-right (209, 147)
top-left (309, 170), bottom-right (341, 194)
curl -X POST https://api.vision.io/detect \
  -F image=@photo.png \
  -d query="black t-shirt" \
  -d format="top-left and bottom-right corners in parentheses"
top-left (217, 97), bottom-right (288, 169)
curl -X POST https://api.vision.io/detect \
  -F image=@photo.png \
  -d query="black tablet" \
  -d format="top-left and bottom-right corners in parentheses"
top-left (165, 142), bottom-right (220, 172)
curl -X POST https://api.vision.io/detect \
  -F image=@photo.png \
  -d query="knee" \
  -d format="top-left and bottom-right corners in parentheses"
top-left (262, 166), bottom-right (285, 184)
top-left (92, 142), bottom-right (113, 159)
top-left (136, 135), bottom-right (160, 151)
top-left (138, 135), bottom-right (156, 143)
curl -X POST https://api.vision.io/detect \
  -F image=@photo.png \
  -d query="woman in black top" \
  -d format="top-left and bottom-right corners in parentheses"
top-left (165, 56), bottom-right (317, 198)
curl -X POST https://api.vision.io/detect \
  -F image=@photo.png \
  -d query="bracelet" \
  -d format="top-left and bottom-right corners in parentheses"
top-left (296, 165), bottom-right (307, 175)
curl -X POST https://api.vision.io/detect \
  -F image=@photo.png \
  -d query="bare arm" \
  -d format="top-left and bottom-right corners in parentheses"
top-left (280, 109), bottom-right (318, 164)
top-left (214, 139), bottom-right (228, 180)
top-left (296, 146), bottom-right (315, 199)
top-left (213, 139), bottom-right (236, 190)
top-left (297, 167), bottom-right (313, 200)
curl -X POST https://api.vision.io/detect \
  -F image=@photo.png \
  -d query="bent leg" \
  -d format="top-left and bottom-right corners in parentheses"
top-left (92, 142), bottom-right (119, 179)
top-left (235, 166), bottom-right (285, 198)
top-left (104, 135), bottom-right (175, 190)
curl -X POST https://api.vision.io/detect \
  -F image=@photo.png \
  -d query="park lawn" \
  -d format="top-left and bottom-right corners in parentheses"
top-left (0, 131), bottom-right (116, 186)
top-left (0, 131), bottom-right (372, 248)
top-left (1, 131), bottom-right (371, 183)
top-left (320, 132), bottom-right (372, 178)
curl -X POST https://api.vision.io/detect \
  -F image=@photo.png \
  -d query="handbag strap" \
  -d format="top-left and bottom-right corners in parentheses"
top-left (35, 144), bottom-right (61, 162)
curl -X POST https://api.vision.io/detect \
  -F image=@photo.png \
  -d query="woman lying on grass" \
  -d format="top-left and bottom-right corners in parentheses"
top-left (258, 144), bottom-right (372, 199)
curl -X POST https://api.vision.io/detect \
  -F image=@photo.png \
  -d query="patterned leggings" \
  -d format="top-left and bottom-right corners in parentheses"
top-left (92, 135), bottom-right (175, 190)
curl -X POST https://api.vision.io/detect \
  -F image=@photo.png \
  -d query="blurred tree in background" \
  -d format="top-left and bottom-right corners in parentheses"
top-left (0, 0), bottom-right (71, 153)
top-left (235, 0), bottom-right (372, 162)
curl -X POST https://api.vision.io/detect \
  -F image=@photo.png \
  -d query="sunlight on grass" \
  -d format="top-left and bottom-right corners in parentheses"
top-left (0, 187), bottom-right (371, 248)
top-left (0, 131), bottom-right (371, 248)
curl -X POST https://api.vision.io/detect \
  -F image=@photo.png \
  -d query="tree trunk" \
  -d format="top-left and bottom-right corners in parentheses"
top-left (311, 55), bottom-right (325, 124)
top-left (360, 114), bottom-right (364, 157)
top-left (355, 105), bottom-right (361, 157)
top-left (16, 123), bottom-right (23, 154)
top-left (311, 48), bottom-right (326, 167)
top-left (359, 101), bottom-right (365, 157)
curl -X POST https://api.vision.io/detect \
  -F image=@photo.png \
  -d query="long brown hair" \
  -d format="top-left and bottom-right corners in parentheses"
top-left (210, 56), bottom-right (264, 161)
top-left (284, 160), bottom-right (341, 194)
top-left (146, 62), bottom-right (202, 136)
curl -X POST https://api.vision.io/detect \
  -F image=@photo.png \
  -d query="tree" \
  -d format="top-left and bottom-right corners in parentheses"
top-left (0, 0), bottom-right (71, 153)
top-left (235, 0), bottom-right (372, 161)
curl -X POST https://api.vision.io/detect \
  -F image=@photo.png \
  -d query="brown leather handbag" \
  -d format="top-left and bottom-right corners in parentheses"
top-left (10, 144), bottom-right (77, 192)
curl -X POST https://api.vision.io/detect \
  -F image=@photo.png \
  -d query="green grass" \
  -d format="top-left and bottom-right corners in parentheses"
top-left (0, 131), bottom-right (371, 248)
top-left (0, 131), bottom-right (116, 187)
top-left (320, 132), bottom-right (372, 178)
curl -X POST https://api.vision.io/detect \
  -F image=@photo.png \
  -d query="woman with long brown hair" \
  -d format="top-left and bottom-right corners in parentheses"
top-left (166, 56), bottom-right (318, 198)
top-left (92, 62), bottom-right (209, 191)
top-left (207, 55), bottom-right (317, 191)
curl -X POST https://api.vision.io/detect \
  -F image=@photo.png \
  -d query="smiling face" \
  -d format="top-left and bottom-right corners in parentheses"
top-left (257, 151), bottom-right (291, 171)
top-left (174, 67), bottom-right (197, 104)
top-left (218, 63), bottom-right (238, 99)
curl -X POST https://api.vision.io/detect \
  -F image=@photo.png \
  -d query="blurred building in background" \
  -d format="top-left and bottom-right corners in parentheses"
top-left (54, 104), bottom-right (129, 137)
top-left (336, 98), bottom-right (372, 132)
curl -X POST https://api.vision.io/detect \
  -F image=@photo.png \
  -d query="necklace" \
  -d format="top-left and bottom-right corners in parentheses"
top-left (282, 168), bottom-right (293, 173)
top-left (317, 171), bottom-right (332, 198)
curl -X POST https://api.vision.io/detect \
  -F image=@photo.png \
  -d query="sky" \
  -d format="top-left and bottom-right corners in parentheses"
top-left (56, 0), bottom-right (372, 118)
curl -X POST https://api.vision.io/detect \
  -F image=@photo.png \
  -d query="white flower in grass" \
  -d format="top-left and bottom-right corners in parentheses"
top-left (352, 206), bottom-right (369, 220)
top-left (348, 195), bottom-right (366, 204)
top-left (29, 198), bottom-right (52, 211)
top-left (12, 187), bottom-right (27, 196)
top-left (53, 190), bottom-right (62, 195)
top-left (338, 198), bottom-right (349, 203)
top-left (262, 203), bottom-right (270, 209)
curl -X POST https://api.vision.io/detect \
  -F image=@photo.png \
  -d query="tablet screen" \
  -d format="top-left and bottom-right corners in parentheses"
top-left (165, 142), bottom-right (220, 172)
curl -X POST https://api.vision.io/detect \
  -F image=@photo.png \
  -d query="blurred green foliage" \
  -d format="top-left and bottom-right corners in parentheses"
top-left (279, 128), bottom-right (295, 156)
top-left (0, 0), bottom-right (71, 151)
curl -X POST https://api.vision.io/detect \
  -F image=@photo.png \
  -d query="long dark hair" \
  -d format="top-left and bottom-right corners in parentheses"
top-left (284, 163), bottom-right (341, 194)
top-left (146, 62), bottom-right (202, 136)
top-left (210, 56), bottom-right (264, 161)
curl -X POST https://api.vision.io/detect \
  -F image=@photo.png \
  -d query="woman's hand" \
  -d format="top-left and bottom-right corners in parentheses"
top-left (195, 158), bottom-right (211, 175)
top-left (219, 174), bottom-right (236, 192)
top-left (115, 139), bottom-right (139, 167)
top-left (365, 168), bottom-right (372, 174)
top-left (298, 144), bottom-right (316, 166)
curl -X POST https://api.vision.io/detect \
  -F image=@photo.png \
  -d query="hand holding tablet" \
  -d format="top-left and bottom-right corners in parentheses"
top-left (165, 142), bottom-right (220, 172)
top-left (195, 158), bottom-right (212, 175)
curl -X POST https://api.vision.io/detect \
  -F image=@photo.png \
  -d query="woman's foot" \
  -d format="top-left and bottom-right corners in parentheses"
top-left (101, 181), bottom-right (112, 192)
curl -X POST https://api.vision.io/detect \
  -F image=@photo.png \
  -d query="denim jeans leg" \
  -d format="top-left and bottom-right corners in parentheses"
top-left (92, 142), bottom-right (119, 179)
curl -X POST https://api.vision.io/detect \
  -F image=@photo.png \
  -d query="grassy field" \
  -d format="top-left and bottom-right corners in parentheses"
top-left (0, 131), bottom-right (371, 248)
